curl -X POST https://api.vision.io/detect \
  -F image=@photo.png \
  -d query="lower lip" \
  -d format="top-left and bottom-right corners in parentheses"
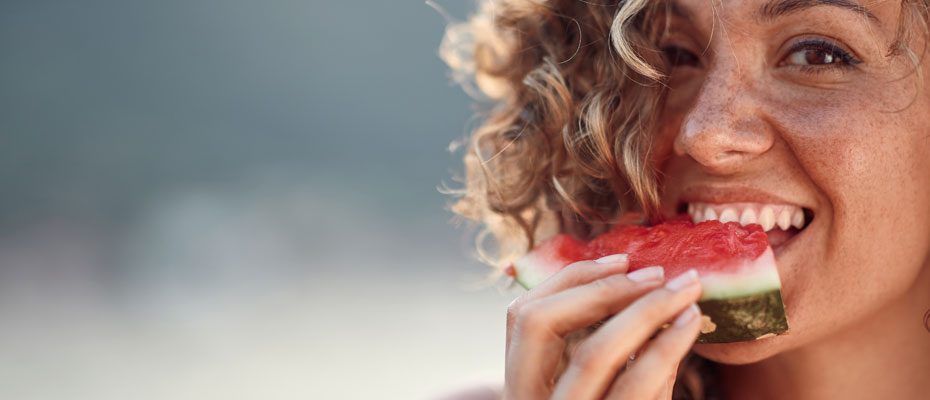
top-left (771, 221), bottom-right (810, 257)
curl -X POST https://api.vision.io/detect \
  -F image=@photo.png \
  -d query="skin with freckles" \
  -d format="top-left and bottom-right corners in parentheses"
top-left (440, 1), bottom-right (930, 398)
top-left (652, 0), bottom-right (930, 398)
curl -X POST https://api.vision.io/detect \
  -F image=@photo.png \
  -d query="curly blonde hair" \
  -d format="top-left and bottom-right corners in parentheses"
top-left (440, 0), bottom-right (930, 397)
top-left (440, 0), bottom-right (672, 271)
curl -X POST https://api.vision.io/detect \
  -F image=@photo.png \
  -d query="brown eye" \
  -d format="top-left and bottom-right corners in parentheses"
top-left (662, 46), bottom-right (700, 68)
top-left (787, 48), bottom-right (837, 65)
top-left (782, 39), bottom-right (860, 68)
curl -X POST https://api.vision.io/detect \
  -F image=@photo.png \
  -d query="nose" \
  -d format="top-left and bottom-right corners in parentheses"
top-left (672, 73), bottom-right (775, 176)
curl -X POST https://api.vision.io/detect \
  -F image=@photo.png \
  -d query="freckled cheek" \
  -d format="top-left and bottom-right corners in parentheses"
top-left (653, 83), bottom-right (704, 167)
top-left (777, 103), bottom-right (926, 301)
top-left (652, 111), bottom-right (688, 175)
top-left (653, 116), bottom-right (681, 155)
top-left (770, 92), bottom-right (892, 215)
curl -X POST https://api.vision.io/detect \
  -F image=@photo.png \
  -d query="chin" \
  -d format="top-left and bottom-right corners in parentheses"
top-left (692, 334), bottom-right (795, 365)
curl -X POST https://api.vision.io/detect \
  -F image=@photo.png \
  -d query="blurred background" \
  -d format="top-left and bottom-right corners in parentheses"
top-left (0, 1), bottom-right (514, 398)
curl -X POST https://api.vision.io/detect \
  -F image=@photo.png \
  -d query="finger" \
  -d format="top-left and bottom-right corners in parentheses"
top-left (625, 339), bottom-right (682, 400)
top-left (605, 304), bottom-right (701, 400)
top-left (530, 254), bottom-right (632, 299)
top-left (617, 339), bottom-right (678, 400)
top-left (659, 359), bottom-right (682, 400)
top-left (506, 254), bottom-right (630, 345)
top-left (663, 358), bottom-right (683, 400)
top-left (551, 269), bottom-right (702, 399)
top-left (538, 266), bottom-right (668, 336)
top-left (505, 266), bottom-right (665, 399)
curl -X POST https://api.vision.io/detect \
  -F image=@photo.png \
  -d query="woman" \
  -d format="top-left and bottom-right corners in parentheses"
top-left (441, 0), bottom-right (930, 399)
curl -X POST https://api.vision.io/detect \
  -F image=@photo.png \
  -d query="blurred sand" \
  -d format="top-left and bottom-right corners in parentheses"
top-left (0, 0), bottom-right (499, 398)
top-left (0, 184), bottom-right (514, 399)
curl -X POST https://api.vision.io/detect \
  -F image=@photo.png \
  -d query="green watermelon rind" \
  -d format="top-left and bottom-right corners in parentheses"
top-left (697, 289), bottom-right (789, 343)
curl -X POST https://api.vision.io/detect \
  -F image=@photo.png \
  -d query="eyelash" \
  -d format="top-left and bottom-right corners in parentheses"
top-left (781, 39), bottom-right (862, 73)
top-left (661, 39), bottom-right (863, 75)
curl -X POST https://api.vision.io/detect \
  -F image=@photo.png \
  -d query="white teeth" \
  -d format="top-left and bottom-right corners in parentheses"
top-left (739, 209), bottom-right (757, 226)
top-left (777, 209), bottom-right (792, 230)
top-left (719, 208), bottom-right (738, 224)
top-left (687, 202), bottom-right (810, 232)
top-left (792, 209), bottom-right (805, 229)
top-left (759, 207), bottom-right (776, 231)
top-left (692, 209), bottom-right (704, 224)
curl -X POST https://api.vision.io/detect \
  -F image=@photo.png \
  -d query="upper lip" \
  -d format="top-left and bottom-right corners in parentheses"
top-left (676, 185), bottom-right (809, 210)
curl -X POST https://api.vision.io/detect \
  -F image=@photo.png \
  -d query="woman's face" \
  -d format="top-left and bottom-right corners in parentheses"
top-left (652, 0), bottom-right (930, 363)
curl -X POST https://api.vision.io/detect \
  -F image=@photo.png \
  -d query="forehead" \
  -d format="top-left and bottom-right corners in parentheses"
top-left (669, 0), bottom-right (899, 26)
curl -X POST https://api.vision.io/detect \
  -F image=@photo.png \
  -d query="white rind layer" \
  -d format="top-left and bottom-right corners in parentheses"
top-left (513, 252), bottom-right (562, 289)
top-left (698, 247), bottom-right (781, 300)
top-left (513, 247), bottom-right (781, 300)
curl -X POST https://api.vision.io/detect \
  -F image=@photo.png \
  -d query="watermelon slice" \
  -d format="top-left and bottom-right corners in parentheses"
top-left (507, 215), bottom-right (789, 343)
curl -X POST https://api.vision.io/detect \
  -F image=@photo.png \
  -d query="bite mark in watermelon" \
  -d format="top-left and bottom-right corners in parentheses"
top-left (507, 216), bottom-right (789, 343)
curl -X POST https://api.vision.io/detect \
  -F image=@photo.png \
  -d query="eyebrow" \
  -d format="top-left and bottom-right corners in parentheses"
top-left (758, 0), bottom-right (879, 23)
top-left (668, 1), bottom-right (692, 19)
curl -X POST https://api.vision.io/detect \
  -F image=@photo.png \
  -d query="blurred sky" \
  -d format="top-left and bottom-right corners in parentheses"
top-left (0, 1), bottom-right (514, 398)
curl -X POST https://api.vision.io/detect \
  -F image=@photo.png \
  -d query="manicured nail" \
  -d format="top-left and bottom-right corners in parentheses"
top-left (595, 254), bottom-right (628, 264)
top-left (665, 269), bottom-right (699, 291)
top-left (673, 304), bottom-right (700, 327)
top-left (626, 266), bottom-right (664, 283)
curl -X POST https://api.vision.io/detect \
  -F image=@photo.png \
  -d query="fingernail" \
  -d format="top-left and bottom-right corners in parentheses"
top-left (665, 269), bottom-right (699, 291)
top-left (626, 266), bottom-right (664, 283)
top-left (673, 304), bottom-right (700, 327)
top-left (595, 254), bottom-right (628, 264)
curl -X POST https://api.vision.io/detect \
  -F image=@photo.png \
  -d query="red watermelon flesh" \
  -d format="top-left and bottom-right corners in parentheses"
top-left (507, 215), bottom-right (789, 343)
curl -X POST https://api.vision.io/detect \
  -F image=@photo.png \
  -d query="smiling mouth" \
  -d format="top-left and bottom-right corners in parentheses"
top-left (677, 202), bottom-right (815, 251)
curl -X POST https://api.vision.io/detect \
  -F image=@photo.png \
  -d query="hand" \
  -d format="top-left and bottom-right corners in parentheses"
top-left (503, 254), bottom-right (703, 400)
